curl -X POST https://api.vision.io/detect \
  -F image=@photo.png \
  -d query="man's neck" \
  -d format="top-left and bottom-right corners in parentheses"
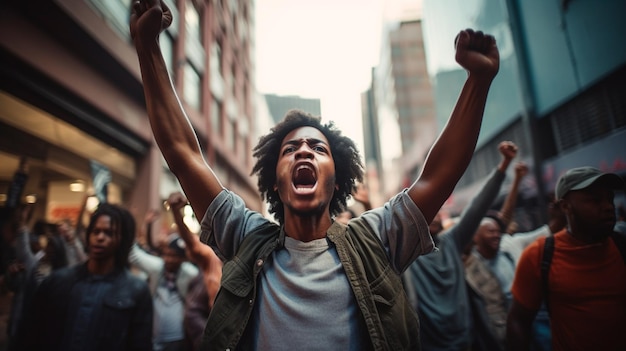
top-left (87, 258), bottom-right (116, 276)
top-left (283, 214), bottom-right (333, 242)
top-left (566, 225), bottom-right (610, 244)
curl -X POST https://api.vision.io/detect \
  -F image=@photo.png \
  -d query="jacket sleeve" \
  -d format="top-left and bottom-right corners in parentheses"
top-left (128, 243), bottom-right (164, 275)
top-left (15, 229), bottom-right (37, 272)
top-left (450, 169), bottom-right (506, 254)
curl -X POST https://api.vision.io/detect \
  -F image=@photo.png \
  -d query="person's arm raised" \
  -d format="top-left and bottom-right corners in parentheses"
top-left (499, 160), bottom-right (528, 230)
top-left (167, 192), bottom-right (208, 265)
top-left (131, 0), bottom-right (223, 219)
top-left (408, 29), bottom-right (499, 223)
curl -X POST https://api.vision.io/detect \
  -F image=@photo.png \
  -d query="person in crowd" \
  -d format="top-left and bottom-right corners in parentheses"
top-left (165, 191), bottom-right (222, 350)
top-left (166, 192), bottom-right (222, 307)
top-left (349, 182), bottom-right (372, 216)
top-left (56, 218), bottom-right (87, 266)
top-left (129, 229), bottom-right (199, 350)
top-left (503, 192), bottom-right (567, 351)
top-left (507, 166), bottom-right (626, 351)
top-left (137, 207), bottom-right (163, 256)
top-left (1, 157), bottom-right (29, 279)
top-left (19, 203), bottom-right (153, 351)
top-left (5, 204), bottom-right (69, 350)
top-left (183, 274), bottom-right (210, 351)
top-left (402, 141), bottom-right (518, 351)
top-left (464, 161), bottom-right (544, 351)
top-left (130, 0), bottom-right (500, 348)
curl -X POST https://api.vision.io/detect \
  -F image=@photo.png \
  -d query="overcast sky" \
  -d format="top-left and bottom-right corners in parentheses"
top-left (254, 0), bottom-right (389, 153)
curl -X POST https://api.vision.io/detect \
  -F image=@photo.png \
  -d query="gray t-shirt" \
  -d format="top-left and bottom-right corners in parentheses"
top-left (200, 189), bottom-right (432, 350)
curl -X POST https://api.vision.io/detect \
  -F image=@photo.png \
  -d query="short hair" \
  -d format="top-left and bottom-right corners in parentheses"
top-left (85, 203), bottom-right (136, 270)
top-left (251, 109), bottom-right (364, 224)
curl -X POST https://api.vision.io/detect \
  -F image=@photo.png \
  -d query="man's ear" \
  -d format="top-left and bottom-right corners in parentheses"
top-left (558, 199), bottom-right (569, 213)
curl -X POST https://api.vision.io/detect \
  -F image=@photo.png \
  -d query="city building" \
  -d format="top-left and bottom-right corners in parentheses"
top-left (421, 0), bottom-right (626, 227)
top-left (361, 18), bottom-right (436, 205)
top-left (264, 93), bottom-right (321, 124)
top-left (0, 0), bottom-right (261, 234)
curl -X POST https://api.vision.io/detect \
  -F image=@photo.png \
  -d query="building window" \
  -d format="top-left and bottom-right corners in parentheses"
top-left (224, 117), bottom-right (235, 151)
top-left (210, 40), bottom-right (225, 100)
top-left (160, 32), bottom-right (175, 76)
top-left (231, 62), bottom-right (237, 98)
top-left (184, 61), bottom-right (202, 111)
top-left (86, 0), bottom-right (132, 39)
top-left (211, 98), bottom-right (223, 135)
top-left (185, 0), bottom-right (205, 71)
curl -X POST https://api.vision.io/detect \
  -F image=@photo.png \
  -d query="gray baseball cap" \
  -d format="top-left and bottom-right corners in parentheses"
top-left (555, 167), bottom-right (624, 200)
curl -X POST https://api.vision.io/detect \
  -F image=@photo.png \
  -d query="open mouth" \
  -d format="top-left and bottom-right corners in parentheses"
top-left (292, 164), bottom-right (317, 191)
top-left (90, 246), bottom-right (105, 253)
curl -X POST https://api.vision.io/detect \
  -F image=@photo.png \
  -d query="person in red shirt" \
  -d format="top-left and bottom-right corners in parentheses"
top-left (507, 167), bottom-right (626, 351)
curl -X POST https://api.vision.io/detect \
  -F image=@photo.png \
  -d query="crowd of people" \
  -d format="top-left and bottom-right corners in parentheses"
top-left (0, 1), bottom-right (624, 350)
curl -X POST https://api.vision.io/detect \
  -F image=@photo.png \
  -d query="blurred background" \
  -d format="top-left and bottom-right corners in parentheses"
top-left (1, 0), bottom-right (625, 240)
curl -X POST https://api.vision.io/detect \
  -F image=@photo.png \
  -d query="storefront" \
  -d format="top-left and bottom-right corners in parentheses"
top-left (0, 3), bottom-right (162, 227)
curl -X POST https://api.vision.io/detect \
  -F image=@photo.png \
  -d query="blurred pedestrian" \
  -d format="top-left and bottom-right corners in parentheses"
top-left (5, 204), bottom-right (70, 350)
top-left (507, 167), bottom-right (626, 351)
top-left (166, 191), bottom-right (222, 350)
top-left (56, 218), bottom-right (87, 266)
top-left (19, 203), bottom-right (153, 351)
top-left (129, 229), bottom-right (198, 351)
top-left (402, 140), bottom-right (518, 351)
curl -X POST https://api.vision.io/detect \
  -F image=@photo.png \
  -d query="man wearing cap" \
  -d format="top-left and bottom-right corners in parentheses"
top-left (129, 233), bottom-right (199, 351)
top-left (507, 167), bottom-right (626, 351)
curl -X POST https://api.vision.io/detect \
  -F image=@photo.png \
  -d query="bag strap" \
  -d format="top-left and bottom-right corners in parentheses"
top-left (541, 236), bottom-right (555, 313)
top-left (541, 231), bottom-right (626, 315)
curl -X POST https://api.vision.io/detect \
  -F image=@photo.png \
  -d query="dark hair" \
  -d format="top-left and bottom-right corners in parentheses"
top-left (251, 109), bottom-right (364, 224)
top-left (85, 203), bottom-right (136, 270)
top-left (45, 235), bottom-right (69, 269)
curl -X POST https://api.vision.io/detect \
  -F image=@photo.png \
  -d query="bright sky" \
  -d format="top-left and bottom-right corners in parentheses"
top-left (254, 0), bottom-right (387, 153)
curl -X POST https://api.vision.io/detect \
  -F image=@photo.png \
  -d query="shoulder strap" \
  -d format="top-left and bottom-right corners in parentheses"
top-left (609, 231), bottom-right (626, 264)
top-left (541, 236), bottom-right (555, 313)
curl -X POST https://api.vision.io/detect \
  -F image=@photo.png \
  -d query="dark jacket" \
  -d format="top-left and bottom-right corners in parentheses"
top-left (19, 263), bottom-right (153, 351)
top-left (201, 221), bottom-right (419, 351)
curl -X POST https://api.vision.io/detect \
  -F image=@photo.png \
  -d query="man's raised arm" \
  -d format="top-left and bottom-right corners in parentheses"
top-left (408, 29), bottom-right (500, 223)
top-left (130, 0), bottom-right (223, 219)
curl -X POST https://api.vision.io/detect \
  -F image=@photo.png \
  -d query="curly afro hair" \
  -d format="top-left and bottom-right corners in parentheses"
top-left (251, 109), bottom-right (364, 224)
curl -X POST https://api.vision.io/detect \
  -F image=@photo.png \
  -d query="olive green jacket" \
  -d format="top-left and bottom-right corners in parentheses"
top-left (201, 220), bottom-right (420, 351)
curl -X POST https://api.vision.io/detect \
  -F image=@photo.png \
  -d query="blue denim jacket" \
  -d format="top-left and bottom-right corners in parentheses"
top-left (20, 264), bottom-right (153, 351)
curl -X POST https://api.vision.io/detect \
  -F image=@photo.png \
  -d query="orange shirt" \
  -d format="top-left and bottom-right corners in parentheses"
top-left (512, 230), bottom-right (626, 351)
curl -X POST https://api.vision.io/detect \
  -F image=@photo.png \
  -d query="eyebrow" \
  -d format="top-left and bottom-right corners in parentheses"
top-left (281, 138), bottom-right (328, 147)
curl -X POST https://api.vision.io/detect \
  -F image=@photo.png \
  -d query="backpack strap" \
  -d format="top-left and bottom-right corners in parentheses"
top-left (541, 236), bottom-right (555, 313)
top-left (541, 231), bottom-right (626, 314)
top-left (609, 231), bottom-right (626, 264)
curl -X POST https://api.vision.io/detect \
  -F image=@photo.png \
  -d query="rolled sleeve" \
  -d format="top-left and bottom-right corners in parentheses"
top-left (360, 189), bottom-right (433, 273)
top-left (199, 189), bottom-right (269, 261)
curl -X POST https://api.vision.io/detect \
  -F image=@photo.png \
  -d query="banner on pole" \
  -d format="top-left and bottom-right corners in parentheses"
top-left (90, 160), bottom-right (111, 204)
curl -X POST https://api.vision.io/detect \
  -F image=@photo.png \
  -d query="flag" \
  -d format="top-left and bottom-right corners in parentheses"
top-left (90, 160), bottom-right (111, 203)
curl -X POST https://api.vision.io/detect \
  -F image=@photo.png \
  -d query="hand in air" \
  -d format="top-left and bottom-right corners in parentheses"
top-left (498, 141), bottom-right (518, 161)
top-left (454, 29), bottom-right (500, 79)
top-left (130, 0), bottom-right (173, 45)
